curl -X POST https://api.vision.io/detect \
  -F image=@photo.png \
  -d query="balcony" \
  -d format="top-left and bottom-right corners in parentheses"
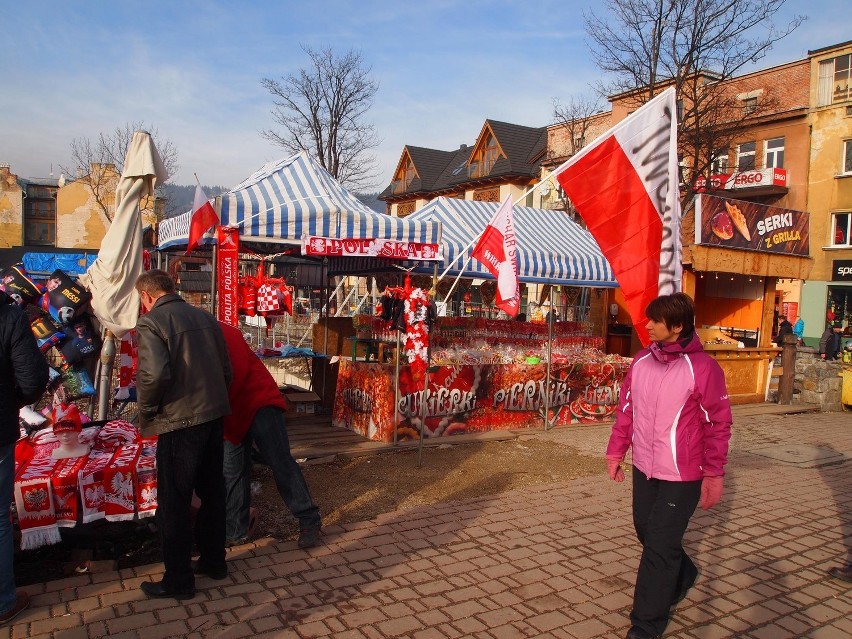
top-left (391, 178), bottom-right (412, 195)
top-left (467, 158), bottom-right (496, 179)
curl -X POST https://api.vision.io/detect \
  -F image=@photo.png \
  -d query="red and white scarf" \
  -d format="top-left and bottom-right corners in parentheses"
top-left (14, 456), bottom-right (62, 549)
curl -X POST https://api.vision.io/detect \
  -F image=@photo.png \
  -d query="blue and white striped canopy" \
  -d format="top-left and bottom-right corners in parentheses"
top-left (158, 151), bottom-right (441, 250)
top-left (406, 197), bottom-right (616, 287)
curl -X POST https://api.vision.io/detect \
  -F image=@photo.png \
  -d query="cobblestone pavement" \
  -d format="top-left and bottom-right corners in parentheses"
top-left (4, 409), bottom-right (851, 639)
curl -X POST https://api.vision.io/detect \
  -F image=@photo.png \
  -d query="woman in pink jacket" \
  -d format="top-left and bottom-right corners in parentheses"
top-left (606, 293), bottom-right (732, 639)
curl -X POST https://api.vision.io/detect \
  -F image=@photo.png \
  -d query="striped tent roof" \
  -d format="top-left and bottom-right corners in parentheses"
top-left (405, 197), bottom-right (616, 287)
top-left (158, 152), bottom-right (440, 249)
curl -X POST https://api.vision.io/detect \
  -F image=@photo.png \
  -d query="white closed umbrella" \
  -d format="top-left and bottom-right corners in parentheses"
top-left (80, 131), bottom-right (168, 418)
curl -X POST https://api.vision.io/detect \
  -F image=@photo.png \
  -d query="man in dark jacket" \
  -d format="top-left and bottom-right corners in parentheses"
top-left (135, 270), bottom-right (232, 599)
top-left (0, 290), bottom-right (48, 624)
top-left (218, 322), bottom-right (321, 549)
top-left (774, 316), bottom-right (793, 347)
top-left (819, 322), bottom-right (843, 360)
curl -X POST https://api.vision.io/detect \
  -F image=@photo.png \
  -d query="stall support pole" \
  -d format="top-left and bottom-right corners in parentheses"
top-left (211, 243), bottom-right (218, 318)
top-left (321, 258), bottom-right (329, 411)
top-left (544, 309), bottom-right (554, 430)
top-left (416, 264), bottom-right (439, 467)
top-left (393, 326), bottom-right (401, 446)
top-left (97, 331), bottom-right (116, 420)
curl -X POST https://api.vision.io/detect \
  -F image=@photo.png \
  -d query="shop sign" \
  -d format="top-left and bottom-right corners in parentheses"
top-left (832, 260), bottom-right (852, 281)
top-left (693, 168), bottom-right (787, 192)
top-left (695, 194), bottom-right (809, 256)
top-left (301, 235), bottom-right (443, 261)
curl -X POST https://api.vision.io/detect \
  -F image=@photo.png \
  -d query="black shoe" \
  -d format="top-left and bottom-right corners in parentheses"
top-left (298, 527), bottom-right (321, 549)
top-left (626, 627), bottom-right (661, 639)
top-left (140, 580), bottom-right (196, 600)
top-left (0, 591), bottom-right (30, 625)
top-left (828, 564), bottom-right (852, 583)
top-left (191, 560), bottom-right (228, 580)
top-left (225, 537), bottom-right (249, 548)
top-left (672, 568), bottom-right (699, 606)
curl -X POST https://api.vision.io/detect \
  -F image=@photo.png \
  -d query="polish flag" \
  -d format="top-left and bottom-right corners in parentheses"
top-left (554, 87), bottom-right (681, 346)
top-left (186, 184), bottom-right (219, 255)
top-left (471, 196), bottom-right (520, 317)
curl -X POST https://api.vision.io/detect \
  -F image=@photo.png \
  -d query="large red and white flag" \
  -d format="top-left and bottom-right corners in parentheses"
top-left (471, 196), bottom-right (521, 317)
top-left (186, 184), bottom-right (219, 255)
top-left (554, 87), bottom-right (681, 346)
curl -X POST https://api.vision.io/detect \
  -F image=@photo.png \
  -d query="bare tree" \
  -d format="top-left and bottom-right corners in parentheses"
top-left (551, 94), bottom-right (606, 158)
top-left (584, 0), bottom-right (805, 203)
top-left (62, 122), bottom-right (179, 222)
top-left (261, 46), bottom-right (380, 191)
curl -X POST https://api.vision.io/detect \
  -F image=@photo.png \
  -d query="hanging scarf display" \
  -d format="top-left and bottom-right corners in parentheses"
top-left (116, 330), bottom-right (138, 400)
top-left (14, 455), bottom-right (62, 549)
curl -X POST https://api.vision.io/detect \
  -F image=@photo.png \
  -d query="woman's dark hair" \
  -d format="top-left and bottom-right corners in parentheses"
top-left (645, 292), bottom-right (695, 333)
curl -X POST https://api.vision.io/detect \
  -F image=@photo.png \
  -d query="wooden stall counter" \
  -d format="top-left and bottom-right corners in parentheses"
top-left (706, 347), bottom-right (780, 404)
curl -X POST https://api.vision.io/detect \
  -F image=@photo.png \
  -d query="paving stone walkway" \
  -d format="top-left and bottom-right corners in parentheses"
top-left (4, 409), bottom-right (851, 639)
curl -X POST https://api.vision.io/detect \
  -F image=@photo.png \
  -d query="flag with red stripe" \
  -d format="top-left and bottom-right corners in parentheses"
top-left (186, 184), bottom-right (219, 255)
top-left (554, 87), bottom-right (681, 345)
top-left (470, 196), bottom-right (520, 317)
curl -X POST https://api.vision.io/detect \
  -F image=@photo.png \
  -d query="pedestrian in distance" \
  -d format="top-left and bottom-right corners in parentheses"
top-left (134, 270), bottom-right (232, 599)
top-left (774, 315), bottom-right (793, 347)
top-left (819, 322), bottom-right (843, 360)
top-left (218, 322), bottom-right (322, 549)
top-left (606, 292), bottom-right (732, 639)
top-left (0, 290), bottom-right (49, 624)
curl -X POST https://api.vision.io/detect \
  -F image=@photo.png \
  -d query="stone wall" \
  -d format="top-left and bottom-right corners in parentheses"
top-left (793, 346), bottom-right (844, 411)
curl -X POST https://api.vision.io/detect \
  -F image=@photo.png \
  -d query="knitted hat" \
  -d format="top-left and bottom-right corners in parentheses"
top-left (51, 403), bottom-right (82, 434)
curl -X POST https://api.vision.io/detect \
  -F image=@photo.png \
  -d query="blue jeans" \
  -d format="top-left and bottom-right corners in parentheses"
top-left (223, 406), bottom-right (321, 542)
top-left (0, 442), bottom-right (16, 614)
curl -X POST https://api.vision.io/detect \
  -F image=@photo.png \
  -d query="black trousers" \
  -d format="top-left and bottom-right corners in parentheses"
top-left (156, 418), bottom-right (226, 590)
top-left (630, 466), bottom-right (701, 636)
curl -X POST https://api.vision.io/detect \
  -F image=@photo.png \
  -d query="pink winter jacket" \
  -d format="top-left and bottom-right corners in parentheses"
top-left (606, 332), bottom-right (732, 481)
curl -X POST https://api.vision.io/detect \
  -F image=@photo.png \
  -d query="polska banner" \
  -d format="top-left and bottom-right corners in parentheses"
top-left (217, 226), bottom-right (239, 326)
top-left (301, 235), bottom-right (443, 261)
top-left (554, 87), bottom-right (681, 346)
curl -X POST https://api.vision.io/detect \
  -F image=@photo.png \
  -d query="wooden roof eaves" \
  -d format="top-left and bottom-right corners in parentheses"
top-left (469, 121), bottom-right (507, 165)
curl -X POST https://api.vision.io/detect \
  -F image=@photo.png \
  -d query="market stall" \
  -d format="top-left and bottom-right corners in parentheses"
top-left (334, 316), bottom-right (630, 442)
top-left (332, 198), bottom-right (626, 442)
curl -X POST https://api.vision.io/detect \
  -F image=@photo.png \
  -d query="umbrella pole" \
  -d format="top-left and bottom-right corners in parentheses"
top-left (97, 330), bottom-right (116, 420)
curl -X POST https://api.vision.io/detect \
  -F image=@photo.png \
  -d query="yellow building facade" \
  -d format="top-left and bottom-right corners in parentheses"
top-left (801, 40), bottom-right (852, 345)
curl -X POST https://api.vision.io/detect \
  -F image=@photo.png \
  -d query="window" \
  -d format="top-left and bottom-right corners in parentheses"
top-left (392, 158), bottom-right (416, 194)
top-left (832, 212), bottom-right (851, 246)
top-left (469, 133), bottom-right (499, 178)
top-left (743, 97), bottom-right (758, 114)
top-left (765, 137), bottom-right (785, 169)
top-left (844, 139), bottom-right (852, 175)
top-left (818, 54), bottom-right (851, 106)
top-left (711, 148), bottom-right (729, 174)
top-left (24, 186), bottom-right (55, 246)
top-left (676, 99), bottom-right (684, 123)
top-left (737, 141), bottom-right (756, 171)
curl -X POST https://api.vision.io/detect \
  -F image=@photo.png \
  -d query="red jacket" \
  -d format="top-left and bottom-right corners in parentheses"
top-left (219, 322), bottom-right (288, 444)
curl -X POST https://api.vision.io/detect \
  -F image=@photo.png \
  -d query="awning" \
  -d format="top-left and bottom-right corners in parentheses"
top-left (158, 152), bottom-right (440, 250)
top-left (405, 197), bottom-right (616, 287)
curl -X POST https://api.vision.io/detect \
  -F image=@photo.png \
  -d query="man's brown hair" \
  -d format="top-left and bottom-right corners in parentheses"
top-left (645, 292), bottom-right (695, 333)
top-left (135, 269), bottom-right (176, 295)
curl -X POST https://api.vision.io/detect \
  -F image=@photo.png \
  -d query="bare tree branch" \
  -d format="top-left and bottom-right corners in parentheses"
top-left (584, 0), bottom-right (804, 204)
top-left (261, 45), bottom-right (381, 191)
top-left (60, 122), bottom-right (179, 222)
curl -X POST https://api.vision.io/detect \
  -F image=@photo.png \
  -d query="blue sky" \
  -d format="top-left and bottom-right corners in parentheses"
top-left (1, 1), bottom-right (846, 191)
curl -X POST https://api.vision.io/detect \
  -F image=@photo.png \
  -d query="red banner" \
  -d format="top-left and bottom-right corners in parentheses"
top-left (333, 358), bottom-right (628, 443)
top-left (217, 226), bottom-right (239, 326)
top-left (301, 235), bottom-right (443, 261)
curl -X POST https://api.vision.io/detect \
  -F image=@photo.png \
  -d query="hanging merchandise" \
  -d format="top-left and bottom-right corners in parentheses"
top-left (0, 263), bottom-right (43, 305)
top-left (39, 269), bottom-right (92, 324)
top-left (217, 226), bottom-right (240, 326)
top-left (116, 331), bottom-right (138, 400)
